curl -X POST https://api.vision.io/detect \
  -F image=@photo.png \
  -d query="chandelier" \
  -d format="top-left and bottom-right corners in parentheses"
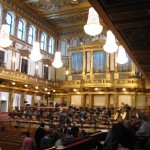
top-left (0, 24), bottom-right (12, 48)
top-left (116, 46), bottom-right (128, 64)
top-left (84, 7), bottom-right (103, 36)
top-left (103, 30), bottom-right (118, 53)
top-left (29, 42), bottom-right (42, 61)
top-left (52, 52), bottom-right (63, 68)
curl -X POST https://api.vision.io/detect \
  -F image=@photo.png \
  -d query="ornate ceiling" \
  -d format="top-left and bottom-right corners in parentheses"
top-left (23, 0), bottom-right (91, 31)
top-left (89, 0), bottom-right (150, 82)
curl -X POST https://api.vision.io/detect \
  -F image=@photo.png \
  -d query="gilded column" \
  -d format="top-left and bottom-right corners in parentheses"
top-left (132, 94), bottom-right (136, 108)
top-left (82, 51), bottom-right (86, 79)
top-left (114, 53), bottom-right (118, 79)
top-left (105, 94), bottom-right (110, 108)
top-left (114, 93), bottom-right (118, 108)
top-left (81, 94), bottom-right (85, 107)
top-left (22, 92), bottom-right (27, 107)
top-left (89, 94), bottom-right (93, 108)
top-left (67, 94), bottom-right (71, 107)
top-left (90, 51), bottom-right (94, 79)
top-left (9, 91), bottom-right (14, 112)
top-left (32, 93), bottom-right (37, 106)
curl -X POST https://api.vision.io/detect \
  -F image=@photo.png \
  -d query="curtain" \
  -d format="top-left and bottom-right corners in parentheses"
top-left (93, 50), bottom-right (106, 73)
top-left (72, 52), bottom-right (83, 74)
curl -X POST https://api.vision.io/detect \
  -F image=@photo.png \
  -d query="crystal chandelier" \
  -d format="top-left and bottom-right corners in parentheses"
top-left (0, 24), bottom-right (12, 48)
top-left (84, 7), bottom-right (103, 36)
top-left (103, 30), bottom-right (118, 53)
top-left (116, 46), bottom-right (128, 64)
top-left (29, 42), bottom-right (42, 61)
top-left (52, 52), bottom-right (63, 68)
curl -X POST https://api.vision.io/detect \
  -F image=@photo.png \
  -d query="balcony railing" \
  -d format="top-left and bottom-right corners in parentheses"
top-left (0, 67), bottom-right (61, 88)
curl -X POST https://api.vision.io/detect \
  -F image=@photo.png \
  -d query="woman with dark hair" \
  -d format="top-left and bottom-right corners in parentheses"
top-left (21, 132), bottom-right (36, 150)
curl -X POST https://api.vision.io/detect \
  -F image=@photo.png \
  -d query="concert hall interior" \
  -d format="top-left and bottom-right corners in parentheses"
top-left (0, 0), bottom-right (150, 150)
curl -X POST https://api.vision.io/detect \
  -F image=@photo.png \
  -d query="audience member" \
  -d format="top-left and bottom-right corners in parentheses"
top-left (21, 132), bottom-right (36, 150)
top-left (34, 122), bottom-right (46, 148)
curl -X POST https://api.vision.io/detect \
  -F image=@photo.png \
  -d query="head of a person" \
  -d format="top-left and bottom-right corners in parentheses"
top-left (26, 132), bottom-right (31, 137)
top-left (40, 122), bottom-right (45, 128)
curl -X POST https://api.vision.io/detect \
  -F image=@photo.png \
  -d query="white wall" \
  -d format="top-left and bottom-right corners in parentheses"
top-left (26, 95), bottom-right (32, 105)
top-left (6, 50), bottom-right (12, 69)
top-left (13, 93), bottom-right (21, 110)
top-left (38, 61), bottom-right (43, 78)
top-left (136, 95), bottom-right (146, 109)
top-left (93, 95), bottom-right (106, 107)
top-left (118, 95), bottom-right (132, 107)
top-left (0, 92), bottom-right (9, 112)
top-left (71, 95), bottom-right (82, 106)
top-left (15, 52), bottom-right (20, 71)
top-left (56, 67), bottom-right (66, 80)
top-left (29, 60), bottom-right (35, 76)
top-left (49, 66), bottom-right (55, 80)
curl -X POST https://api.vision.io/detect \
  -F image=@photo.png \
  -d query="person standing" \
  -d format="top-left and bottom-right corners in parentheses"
top-left (34, 122), bottom-right (46, 149)
top-left (21, 132), bottom-right (36, 150)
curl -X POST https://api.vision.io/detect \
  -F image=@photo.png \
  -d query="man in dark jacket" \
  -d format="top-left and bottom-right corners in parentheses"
top-left (34, 122), bottom-right (46, 148)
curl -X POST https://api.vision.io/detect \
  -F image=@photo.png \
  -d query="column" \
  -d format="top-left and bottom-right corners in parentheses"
top-left (105, 94), bottom-right (110, 108)
top-left (67, 94), bottom-right (71, 107)
top-left (90, 51), bottom-right (94, 79)
top-left (81, 94), bottom-right (85, 107)
top-left (32, 93), bottom-right (37, 106)
top-left (8, 91), bottom-right (14, 112)
top-left (114, 93), bottom-right (118, 108)
top-left (21, 92), bottom-right (27, 107)
top-left (89, 94), bottom-right (93, 108)
top-left (82, 51), bottom-right (86, 79)
top-left (132, 94), bottom-right (136, 108)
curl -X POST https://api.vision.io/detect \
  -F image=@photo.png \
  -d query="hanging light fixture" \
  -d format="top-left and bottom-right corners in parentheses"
top-left (116, 45), bottom-right (128, 64)
top-left (52, 51), bottom-right (63, 68)
top-left (29, 42), bottom-right (42, 61)
top-left (0, 24), bottom-right (12, 48)
top-left (84, 7), bottom-right (103, 36)
top-left (103, 30), bottom-right (118, 53)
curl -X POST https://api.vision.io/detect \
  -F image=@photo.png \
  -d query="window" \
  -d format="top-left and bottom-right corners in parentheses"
top-left (21, 58), bottom-right (28, 74)
top-left (0, 50), bottom-right (5, 67)
top-left (40, 32), bottom-right (46, 50)
top-left (28, 25), bottom-right (35, 45)
top-left (17, 19), bottom-right (25, 40)
top-left (48, 37), bottom-right (54, 54)
top-left (6, 12), bottom-right (13, 34)
top-left (71, 38), bottom-right (79, 47)
top-left (44, 66), bottom-right (48, 80)
top-left (60, 40), bottom-right (67, 56)
top-left (83, 37), bottom-right (91, 44)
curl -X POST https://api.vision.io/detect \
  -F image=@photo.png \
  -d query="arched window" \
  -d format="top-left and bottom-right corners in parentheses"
top-left (71, 37), bottom-right (79, 47)
top-left (40, 32), bottom-right (46, 50)
top-left (17, 19), bottom-right (25, 40)
top-left (60, 40), bottom-right (67, 56)
top-left (28, 25), bottom-right (35, 45)
top-left (6, 12), bottom-right (14, 34)
top-left (83, 37), bottom-right (91, 44)
top-left (48, 37), bottom-right (54, 54)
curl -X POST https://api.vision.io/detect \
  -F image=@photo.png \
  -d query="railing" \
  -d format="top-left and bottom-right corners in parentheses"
top-left (0, 67), bottom-right (62, 88)
top-left (62, 78), bottom-right (144, 89)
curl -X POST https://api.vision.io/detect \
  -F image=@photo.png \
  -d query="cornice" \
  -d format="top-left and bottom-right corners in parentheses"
top-left (1, 0), bottom-right (57, 36)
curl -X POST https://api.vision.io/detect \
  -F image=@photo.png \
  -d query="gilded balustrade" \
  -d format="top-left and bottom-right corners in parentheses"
top-left (0, 67), bottom-right (61, 88)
